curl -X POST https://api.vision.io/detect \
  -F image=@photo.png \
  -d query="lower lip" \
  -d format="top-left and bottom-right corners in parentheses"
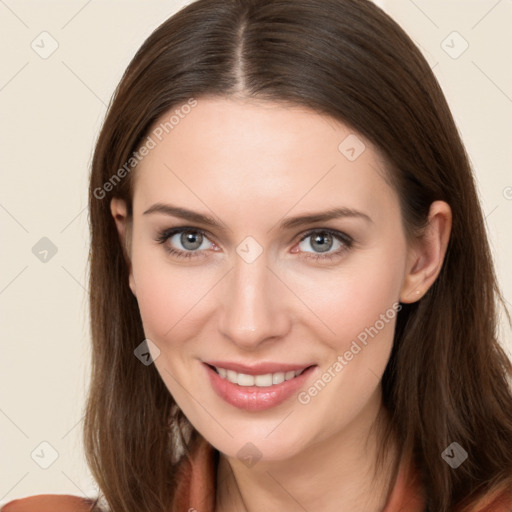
top-left (203, 363), bottom-right (317, 412)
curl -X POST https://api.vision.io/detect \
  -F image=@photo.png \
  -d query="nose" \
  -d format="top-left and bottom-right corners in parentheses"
top-left (217, 251), bottom-right (291, 350)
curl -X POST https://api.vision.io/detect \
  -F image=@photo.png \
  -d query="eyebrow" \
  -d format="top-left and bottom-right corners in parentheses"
top-left (143, 203), bottom-right (373, 231)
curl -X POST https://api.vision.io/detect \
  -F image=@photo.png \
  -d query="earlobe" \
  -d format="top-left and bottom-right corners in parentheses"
top-left (400, 200), bottom-right (452, 303)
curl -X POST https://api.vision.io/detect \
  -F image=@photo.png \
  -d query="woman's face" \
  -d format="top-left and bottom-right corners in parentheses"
top-left (114, 97), bottom-right (419, 461)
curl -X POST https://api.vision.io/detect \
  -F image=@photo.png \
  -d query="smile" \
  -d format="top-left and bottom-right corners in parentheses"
top-left (203, 362), bottom-right (317, 411)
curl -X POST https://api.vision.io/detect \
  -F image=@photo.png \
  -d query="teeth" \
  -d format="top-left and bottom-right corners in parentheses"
top-left (214, 366), bottom-right (307, 387)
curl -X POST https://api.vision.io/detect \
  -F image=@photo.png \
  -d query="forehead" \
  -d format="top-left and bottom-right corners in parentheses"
top-left (132, 96), bottom-right (398, 225)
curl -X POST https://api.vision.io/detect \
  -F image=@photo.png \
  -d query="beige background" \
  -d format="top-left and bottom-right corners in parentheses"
top-left (1, 0), bottom-right (511, 503)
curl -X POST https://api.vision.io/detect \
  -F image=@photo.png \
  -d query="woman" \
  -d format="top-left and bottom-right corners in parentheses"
top-left (3, 0), bottom-right (512, 511)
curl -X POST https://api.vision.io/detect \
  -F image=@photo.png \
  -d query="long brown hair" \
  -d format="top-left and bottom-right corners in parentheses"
top-left (85, 0), bottom-right (512, 510)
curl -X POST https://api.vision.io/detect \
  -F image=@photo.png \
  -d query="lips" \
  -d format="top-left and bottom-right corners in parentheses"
top-left (203, 361), bottom-right (317, 411)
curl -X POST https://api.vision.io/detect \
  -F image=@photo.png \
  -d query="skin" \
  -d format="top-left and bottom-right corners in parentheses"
top-left (111, 96), bottom-right (452, 511)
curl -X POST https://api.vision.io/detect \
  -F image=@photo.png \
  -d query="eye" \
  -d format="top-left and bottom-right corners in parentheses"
top-left (155, 227), bottom-right (216, 259)
top-left (155, 226), bottom-right (354, 262)
top-left (294, 229), bottom-right (353, 262)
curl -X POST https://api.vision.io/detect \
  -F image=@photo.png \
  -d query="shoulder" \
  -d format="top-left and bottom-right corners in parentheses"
top-left (463, 488), bottom-right (512, 512)
top-left (1, 494), bottom-right (97, 512)
top-left (482, 490), bottom-right (512, 511)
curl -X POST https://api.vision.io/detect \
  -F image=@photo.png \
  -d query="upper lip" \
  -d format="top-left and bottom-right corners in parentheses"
top-left (204, 360), bottom-right (315, 375)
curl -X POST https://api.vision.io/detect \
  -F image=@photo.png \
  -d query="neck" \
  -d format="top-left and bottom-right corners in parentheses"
top-left (215, 387), bottom-right (400, 512)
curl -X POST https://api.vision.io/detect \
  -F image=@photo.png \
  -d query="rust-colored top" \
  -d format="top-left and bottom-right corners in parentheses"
top-left (172, 435), bottom-right (426, 511)
top-left (2, 436), bottom-right (512, 511)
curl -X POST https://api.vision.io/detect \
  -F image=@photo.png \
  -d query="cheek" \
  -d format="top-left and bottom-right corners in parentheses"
top-left (130, 244), bottom-right (217, 343)
top-left (294, 251), bottom-right (403, 431)
top-left (293, 245), bottom-right (405, 351)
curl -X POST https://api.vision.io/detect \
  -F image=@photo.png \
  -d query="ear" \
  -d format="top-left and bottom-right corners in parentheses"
top-left (110, 198), bottom-right (136, 296)
top-left (400, 200), bottom-right (452, 303)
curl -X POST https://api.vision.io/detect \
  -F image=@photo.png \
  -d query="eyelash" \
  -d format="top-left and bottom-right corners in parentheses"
top-left (154, 227), bottom-right (354, 262)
